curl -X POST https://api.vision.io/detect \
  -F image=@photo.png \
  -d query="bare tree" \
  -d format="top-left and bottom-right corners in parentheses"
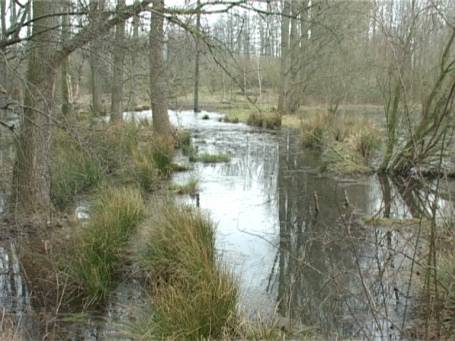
top-left (277, 0), bottom-right (290, 114)
top-left (150, 0), bottom-right (171, 137)
top-left (89, 0), bottom-right (105, 114)
top-left (111, 0), bottom-right (126, 121)
top-left (11, 0), bottom-right (153, 221)
top-left (61, 0), bottom-right (72, 116)
top-left (193, 0), bottom-right (201, 113)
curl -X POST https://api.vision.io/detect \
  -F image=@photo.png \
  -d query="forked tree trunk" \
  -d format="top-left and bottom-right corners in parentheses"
top-left (12, 0), bottom-right (153, 222)
top-left (150, 0), bottom-right (171, 137)
top-left (12, 0), bottom-right (58, 221)
top-left (111, 0), bottom-right (126, 122)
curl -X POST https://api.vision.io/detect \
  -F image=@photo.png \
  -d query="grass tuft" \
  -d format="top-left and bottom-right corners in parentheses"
top-left (247, 112), bottom-right (281, 129)
top-left (190, 152), bottom-right (231, 163)
top-left (137, 205), bottom-right (238, 340)
top-left (150, 136), bottom-right (175, 177)
top-left (68, 186), bottom-right (145, 306)
top-left (170, 178), bottom-right (199, 196)
top-left (51, 130), bottom-right (103, 208)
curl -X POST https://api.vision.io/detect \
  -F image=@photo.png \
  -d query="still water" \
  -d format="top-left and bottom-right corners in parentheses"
top-left (166, 110), bottom-right (451, 340)
top-left (1, 110), bottom-right (450, 339)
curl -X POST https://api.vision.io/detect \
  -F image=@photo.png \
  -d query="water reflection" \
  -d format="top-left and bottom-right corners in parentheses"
top-left (168, 111), bottom-right (454, 339)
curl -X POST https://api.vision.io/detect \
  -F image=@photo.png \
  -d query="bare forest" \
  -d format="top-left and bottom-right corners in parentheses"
top-left (1, 0), bottom-right (455, 339)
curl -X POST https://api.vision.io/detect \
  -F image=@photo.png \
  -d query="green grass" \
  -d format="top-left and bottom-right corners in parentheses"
top-left (132, 147), bottom-right (160, 192)
top-left (190, 152), bottom-right (231, 163)
top-left (170, 178), bottom-right (199, 196)
top-left (247, 112), bottom-right (282, 129)
top-left (175, 129), bottom-right (192, 149)
top-left (136, 205), bottom-right (238, 340)
top-left (51, 130), bottom-right (103, 208)
top-left (299, 112), bottom-right (382, 173)
top-left (67, 186), bottom-right (145, 306)
top-left (150, 136), bottom-right (175, 177)
top-left (171, 163), bottom-right (192, 172)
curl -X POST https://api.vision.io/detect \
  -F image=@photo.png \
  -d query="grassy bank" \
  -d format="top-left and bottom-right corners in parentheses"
top-left (67, 186), bottom-right (145, 306)
top-left (300, 112), bottom-right (382, 174)
top-left (51, 116), bottom-right (176, 208)
top-left (136, 204), bottom-right (238, 339)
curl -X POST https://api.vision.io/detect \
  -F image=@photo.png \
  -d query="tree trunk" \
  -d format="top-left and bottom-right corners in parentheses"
top-left (12, 0), bottom-right (58, 221)
top-left (150, 0), bottom-right (171, 137)
top-left (193, 0), bottom-right (201, 113)
top-left (129, 3), bottom-right (140, 109)
top-left (89, 0), bottom-right (104, 114)
top-left (277, 0), bottom-right (291, 114)
top-left (12, 0), bottom-right (153, 221)
top-left (287, 0), bottom-right (299, 113)
top-left (111, 0), bottom-right (126, 122)
top-left (0, 0), bottom-right (6, 39)
top-left (61, 0), bottom-right (72, 116)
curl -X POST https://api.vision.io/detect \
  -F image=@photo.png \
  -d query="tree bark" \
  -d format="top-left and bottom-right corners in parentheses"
top-left (89, 0), bottom-right (104, 114)
top-left (12, 0), bottom-right (153, 222)
top-left (150, 0), bottom-right (171, 137)
top-left (278, 0), bottom-right (291, 115)
top-left (129, 2), bottom-right (140, 109)
top-left (111, 0), bottom-right (126, 122)
top-left (193, 0), bottom-right (201, 113)
top-left (12, 0), bottom-right (58, 221)
top-left (0, 0), bottom-right (6, 39)
top-left (61, 0), bottom-right (72, 116)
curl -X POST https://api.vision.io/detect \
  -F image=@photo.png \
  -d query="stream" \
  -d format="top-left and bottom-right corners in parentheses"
top-left (1, 109), bottom-right (453, 340)
top-left (167, 110), bottom-right (452, 339)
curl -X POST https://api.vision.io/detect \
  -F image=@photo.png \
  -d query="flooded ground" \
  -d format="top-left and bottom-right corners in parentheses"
top-left (166, 110), bottom-right (453, 339)
top-left (1, 110), bottom-right (453, 339)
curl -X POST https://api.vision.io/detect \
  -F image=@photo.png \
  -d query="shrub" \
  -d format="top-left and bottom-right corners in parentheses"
top-left (68, 186), bottom-right (145, 306)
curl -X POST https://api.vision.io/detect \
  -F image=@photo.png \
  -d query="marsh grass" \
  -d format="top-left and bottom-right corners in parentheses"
top-left (190, 152), bottom-right (231, 163)
top-left (92, 121), bottom-right (140, 175)
top-left (175, 129), bottom-right (191, 149)
top-left (170, 178), bottom-right (199, 195)
top-left (300, 112), bottom-right (332, 147)
top-left (132, 147), bottom-right (160, 192)
top-left (300, 113), bottom-right (382, 172)
top-left (436, 252), bottom-right (455, 336)
top-left (137, 205), bottom-right (238, 339)
top-left (417, 244), bottom-right (455, 338)
top-left (247, 112), bottom-right (282, 129)
top-left (51, 130), bottom-right (103, 208)
top-left (68, 186), bottom-right (145, 306)
top-left (149, 136), bottom-right (175, 177)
